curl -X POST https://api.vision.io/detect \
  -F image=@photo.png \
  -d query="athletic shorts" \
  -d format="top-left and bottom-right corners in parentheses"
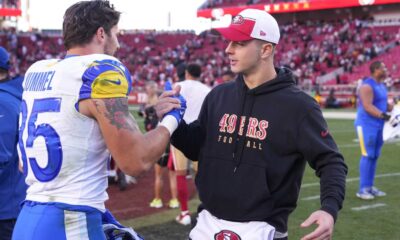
top-left (12, 201), bottom-right (104, 240)
top-left (189, 209), bottom-right (282, 240)
top-left (355, 125), bottom-right (383, 158)
top-left (157, 144), bottom-right (170, 167)
top-left (170, 145), bottom-right (197, 172)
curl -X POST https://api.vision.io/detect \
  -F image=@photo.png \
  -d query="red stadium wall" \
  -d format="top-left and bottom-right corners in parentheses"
top-left (0, 0), bottom-right (21, 16)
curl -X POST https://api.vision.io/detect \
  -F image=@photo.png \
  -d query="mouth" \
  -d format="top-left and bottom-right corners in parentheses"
top-left (230, 59), bottom-right (237, 66)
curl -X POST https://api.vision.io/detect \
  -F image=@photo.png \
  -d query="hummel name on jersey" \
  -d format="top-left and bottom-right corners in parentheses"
top-left (24, 71), bottom-right (55, 92)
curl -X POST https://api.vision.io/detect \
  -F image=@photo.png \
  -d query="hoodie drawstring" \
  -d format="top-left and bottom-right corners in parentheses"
top-left (233, 94), bottom-right (256, 173)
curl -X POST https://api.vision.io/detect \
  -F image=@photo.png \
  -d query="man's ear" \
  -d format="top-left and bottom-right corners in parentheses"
top-left (261, 42), bottom-right (274, 59)
top-left (95, 27), bottom-right (106, 42)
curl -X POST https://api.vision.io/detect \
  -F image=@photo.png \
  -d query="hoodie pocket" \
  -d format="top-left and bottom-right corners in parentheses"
top-left (197, 155), bottom-right (273, 220)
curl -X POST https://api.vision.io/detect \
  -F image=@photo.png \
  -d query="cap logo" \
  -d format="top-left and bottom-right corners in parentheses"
top-left (260, 30), bottom-right (266, 36)
top-left (232, 15), bottom-right (244, 25)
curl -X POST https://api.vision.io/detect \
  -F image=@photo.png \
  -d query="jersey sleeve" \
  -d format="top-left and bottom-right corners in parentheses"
top-left (79, 58), bottom-right (132, 100)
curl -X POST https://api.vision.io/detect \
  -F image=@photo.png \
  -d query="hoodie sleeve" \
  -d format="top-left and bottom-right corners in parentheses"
top-left (0, 97), bottom-right (19, 176)
top-left (296, 104), bottom-right (348, 221)
top-left (171, 94), bottom-right (208, 161)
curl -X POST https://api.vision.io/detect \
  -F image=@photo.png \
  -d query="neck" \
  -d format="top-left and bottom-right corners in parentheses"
top-left (243, 64), bottom-right (277, 89)
top-left (67, 44), bottom-right (103, 56)
top-left (372, 74), bottom-right (383, 82)
top-left (0, 73), bottom-right (8, 82)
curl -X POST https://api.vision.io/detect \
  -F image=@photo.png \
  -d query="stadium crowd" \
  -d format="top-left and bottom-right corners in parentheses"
top-left (1, 18), bottom-right (399, 94)
top-left (199, 0), bottom-right (298, 9)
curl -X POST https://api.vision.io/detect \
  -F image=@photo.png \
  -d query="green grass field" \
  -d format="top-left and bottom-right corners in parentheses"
top-left (124, 113), bottom-right (400, 240)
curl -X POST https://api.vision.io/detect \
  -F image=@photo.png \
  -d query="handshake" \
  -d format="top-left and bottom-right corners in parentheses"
top-left (156, 81), bottom-right (187, 135)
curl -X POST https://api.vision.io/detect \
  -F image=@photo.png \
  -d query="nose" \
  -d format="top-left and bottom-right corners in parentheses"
top-left (225, 41), bottom-right (233, 55)
top-left (116, 40), bottom-right (120, 50)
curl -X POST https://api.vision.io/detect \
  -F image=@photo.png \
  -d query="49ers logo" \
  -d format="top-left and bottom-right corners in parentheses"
top-left (232, 15), bottom-right (244, 25)
top-left (214, 230), bottom-right (242, 240)
top-left (219, 114), bottom-right (268, 140)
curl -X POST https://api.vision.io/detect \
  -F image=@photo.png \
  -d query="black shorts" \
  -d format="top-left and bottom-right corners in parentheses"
top-left (156, 144), bottom-right (170, 167)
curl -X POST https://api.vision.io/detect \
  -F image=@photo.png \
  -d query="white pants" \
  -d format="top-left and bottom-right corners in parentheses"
top-left (189, 210), bottom-right (275, 240)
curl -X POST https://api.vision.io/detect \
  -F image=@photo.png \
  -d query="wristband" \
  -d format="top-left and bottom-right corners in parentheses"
top-left (159, 115), bottom-right (179, 136)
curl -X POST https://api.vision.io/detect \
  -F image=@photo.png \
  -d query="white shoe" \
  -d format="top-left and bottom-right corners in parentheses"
top-left (356, 189), bottom-right (375, 200)
top-left (370, 187), bottom-right (386, 197)
top-left (176, 211), bottom-right (191, 226)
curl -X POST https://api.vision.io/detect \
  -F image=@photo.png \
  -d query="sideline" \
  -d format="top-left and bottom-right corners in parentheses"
top-left (322, 111), bottom-right (356, 119)
top-left (302, 172), bottom-right (400, 188)
top-left (351, 203), bottom-right (386, 211)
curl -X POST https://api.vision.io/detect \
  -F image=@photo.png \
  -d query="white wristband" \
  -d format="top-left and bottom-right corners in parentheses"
top-left (159, 115), bottom-right (179, 136)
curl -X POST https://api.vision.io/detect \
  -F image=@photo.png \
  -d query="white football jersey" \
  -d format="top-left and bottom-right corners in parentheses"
top-left (18, 54), bottom-right (132, 211)
top-left (176, 80), bottom-right (211, 123)
top-left (383, 104), bottom-right (400, 142)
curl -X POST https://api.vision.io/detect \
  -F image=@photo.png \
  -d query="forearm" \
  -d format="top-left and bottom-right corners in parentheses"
top-left (364, 104), bottom-right (385, 119)
top-left (86, 98), bottom-right (170, 176)
top-left (298, 107), bottom-right (347, 220)
top-left (319, 157), bottom-right (347, 221)
top-left (133, 126), bottom-right (171, 172)
top-left (105, 118), bottom-right (171, 176)
top-left (171, 120), bottom-right (204, 160)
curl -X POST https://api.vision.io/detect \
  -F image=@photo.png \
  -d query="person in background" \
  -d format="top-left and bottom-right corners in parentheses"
top-left (325, 89), bottom-right (340, 109)
top-left (157, 9), bottom-right (347, 240)
top-left (171, 63), bottom-right (211, 225)
top-left (144, 81), bottom-right (179, 209)
top-left (13, 1), bottom-right (185, 239)
top-left (221, 70), bottom-right (236, 83)
top-left (355, 61), bottom-right (393, 200)
top-left (0, 46), bottom-right (27, 240)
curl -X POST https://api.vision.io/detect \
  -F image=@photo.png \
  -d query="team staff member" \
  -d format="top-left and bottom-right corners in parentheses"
top-left (0, 47), bottom-right (27, 240)
top-left (13, 1), bottom-right (184, 239)
top-left (157, 9), bottom-right (347, 240)
top-left (355, 61), bottom-right (392, 200)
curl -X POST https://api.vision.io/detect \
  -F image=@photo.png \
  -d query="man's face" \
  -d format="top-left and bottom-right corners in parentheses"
top-left (224, 39), bottom-right (271, 75)
top-left (146, 84), bottom-right (157, 95)
top-left (104, 25), bottom-right (120, 56)
top-left (378, 63), bottom-right (388, 79)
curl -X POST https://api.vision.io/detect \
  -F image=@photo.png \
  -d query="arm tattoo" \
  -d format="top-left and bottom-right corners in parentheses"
top-left (94, 98), bottom-right (139, 131)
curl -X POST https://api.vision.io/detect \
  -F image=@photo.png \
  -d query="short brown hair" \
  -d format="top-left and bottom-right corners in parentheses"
top-left (63, 0), bottom-right (121, 50)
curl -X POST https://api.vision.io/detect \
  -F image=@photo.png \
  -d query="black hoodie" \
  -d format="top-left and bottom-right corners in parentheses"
top-left (171, 68), bottom-right (347, 233)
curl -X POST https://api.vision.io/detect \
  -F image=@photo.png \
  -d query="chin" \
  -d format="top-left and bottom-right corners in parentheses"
top-left (230, 66), bottom-right (240, 74)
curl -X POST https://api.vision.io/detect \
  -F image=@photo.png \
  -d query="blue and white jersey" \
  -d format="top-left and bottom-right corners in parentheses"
top-left (18, 54), bottom-right (132, 211)
top-left (355, 77), bottom-right (388, 129)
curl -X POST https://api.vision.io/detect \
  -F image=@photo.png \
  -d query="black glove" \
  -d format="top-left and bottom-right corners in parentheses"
top-left (381, 112), bottom-right (391, 121)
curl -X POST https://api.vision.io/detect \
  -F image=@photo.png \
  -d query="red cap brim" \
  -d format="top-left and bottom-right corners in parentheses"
top-left (214, 27), bottom-right (253, 42)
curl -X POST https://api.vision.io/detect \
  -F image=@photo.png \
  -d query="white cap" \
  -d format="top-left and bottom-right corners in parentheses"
top-left (215, 9), bottom-right (280, 44)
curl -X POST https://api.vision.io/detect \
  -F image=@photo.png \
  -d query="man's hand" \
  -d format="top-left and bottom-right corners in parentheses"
top-left (155, 81), bottom-right (186, 135)
top-left (381, 112), bottom-right (391, 121)
top-left (300, 210), bottom-right (334, 240)
top-left (154, 82), bottom-right (182, 119)
top-left (163, 81), bottom-right (186, 123)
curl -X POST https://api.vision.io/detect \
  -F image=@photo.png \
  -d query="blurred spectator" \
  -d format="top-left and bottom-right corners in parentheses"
top-left (143, 81), bottom-right (179, 209)
top-left (172, 63), bottom-right (210, 226)
top-left (221, 70), bottom-right (236, 84)
top-left (325, 89), bottom-right (341, 108)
